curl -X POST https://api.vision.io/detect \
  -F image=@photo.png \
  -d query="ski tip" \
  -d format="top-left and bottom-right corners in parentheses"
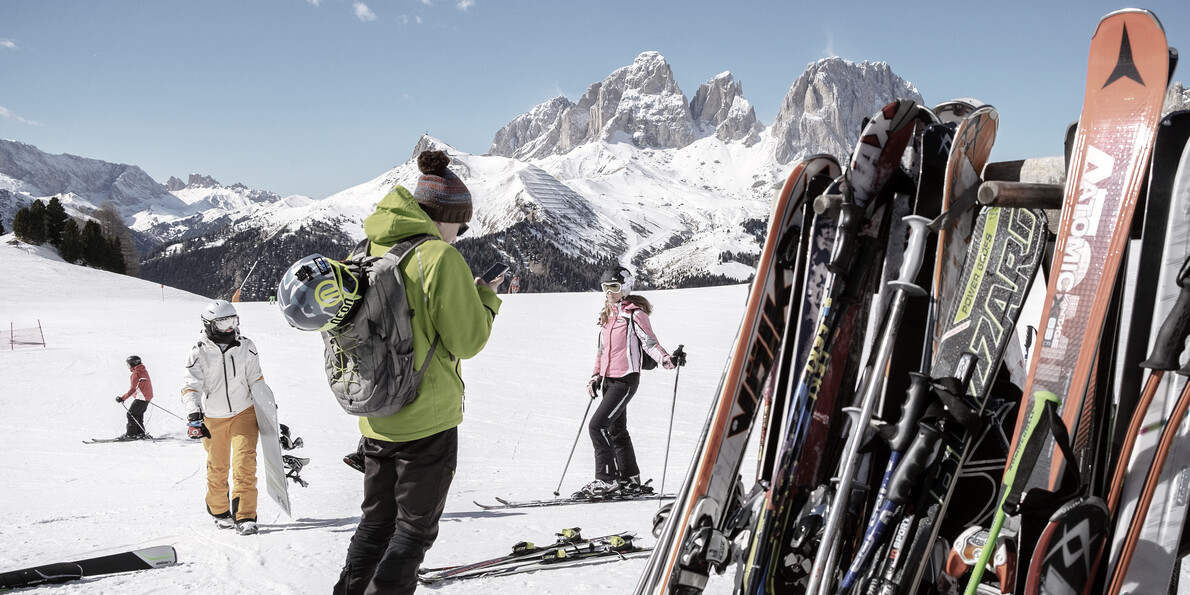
top-left (1099, 7), bottom-right (1163, 32)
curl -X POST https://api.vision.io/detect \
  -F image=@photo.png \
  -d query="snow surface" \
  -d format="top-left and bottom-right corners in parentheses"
top-left (0, 235), bottom-right (753, 593)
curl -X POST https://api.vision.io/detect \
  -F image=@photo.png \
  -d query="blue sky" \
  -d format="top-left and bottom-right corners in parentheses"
top-left (2, 0), bottom-right (1188, 199)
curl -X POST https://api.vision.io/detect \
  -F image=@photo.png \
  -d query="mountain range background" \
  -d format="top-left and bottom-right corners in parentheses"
top-left (2, 53), bottom-right (1188, 299)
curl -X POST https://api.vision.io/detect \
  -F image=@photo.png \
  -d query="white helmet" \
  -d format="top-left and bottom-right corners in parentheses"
top-left (202, 299), bottom-right (239, 340)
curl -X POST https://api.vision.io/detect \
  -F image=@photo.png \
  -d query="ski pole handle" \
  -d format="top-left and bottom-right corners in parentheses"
top-left (888, 215), bottom-right (931, 297)
top-left (888, 422), bottom-right (943, 505)
top-left (890, 373), bottom-right (933, 453)
top-left (827, 202), bottom-right (864, 275)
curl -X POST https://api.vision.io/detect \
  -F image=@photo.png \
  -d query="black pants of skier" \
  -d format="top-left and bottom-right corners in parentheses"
top-left (125, 399), bottom-right (148, 436)
top-left (334, 428), bottom-right (457, 595)
top-left (589, 373), bottom-right (640, 482)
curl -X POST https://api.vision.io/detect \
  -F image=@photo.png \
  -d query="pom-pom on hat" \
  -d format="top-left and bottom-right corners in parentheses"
top-left (413, 150), bottom-right (472, 224)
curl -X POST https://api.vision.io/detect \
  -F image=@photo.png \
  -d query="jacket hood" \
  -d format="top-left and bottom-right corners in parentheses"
top-left (364, 185), bottom-right (443, 246)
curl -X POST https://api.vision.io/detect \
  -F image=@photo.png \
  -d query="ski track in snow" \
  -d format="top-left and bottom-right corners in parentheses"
top-left (0, 236), bottom-right (753, 593)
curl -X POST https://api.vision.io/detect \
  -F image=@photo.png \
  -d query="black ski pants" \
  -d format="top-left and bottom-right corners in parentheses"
top-left (589, 373), bottom-right (640, 482)
top-left (334, 428), bottom-right (457, 595)
top-left (125, 399), bottom-right (148, 437)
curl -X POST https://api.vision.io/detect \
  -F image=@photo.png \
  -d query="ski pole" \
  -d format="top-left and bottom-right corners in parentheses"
top-left (119, 400), bottom-right (149, 436)
top-left (658, 345), bottom-right (684, 502)
top-left (807, 214), bottom-right (931, 595)
top-left (149, 400), bottom-right (186, 422)
top-left (553, 396), bottom-right (595, 497)
top-left (1105, 251), bottom-right (1190, 515)
top-left (963, 391), bottom-right (1060, 595)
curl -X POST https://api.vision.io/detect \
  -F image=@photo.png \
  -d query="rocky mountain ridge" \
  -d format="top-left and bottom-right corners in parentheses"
top-left (4, 53), bottom-right (937, 298)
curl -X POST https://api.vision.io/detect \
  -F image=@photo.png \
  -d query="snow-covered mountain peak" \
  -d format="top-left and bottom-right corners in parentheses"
top-left (0, 138), bottom-right (184, 214)
top-left (690, 71), bottom-right (763, 144)
top-left (490, 51), bottom-right (698, 160)
top-left (488, 96), bottom-right (576, 160)
top-left (770, 57), bottom-right (923, 164)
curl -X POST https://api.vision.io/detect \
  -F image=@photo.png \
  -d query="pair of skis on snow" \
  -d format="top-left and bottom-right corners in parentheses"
top-left (417, 529), bottom-right (647, 583)
top-left (474, 491), bottom-right (674, 510)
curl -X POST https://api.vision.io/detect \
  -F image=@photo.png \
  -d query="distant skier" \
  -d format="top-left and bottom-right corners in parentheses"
top-left (576, 266), bottom-right (678, 498)
top-left (114, 355), bottom-right (154, 440)
top-left (182, 299), bottom-right (275, 536)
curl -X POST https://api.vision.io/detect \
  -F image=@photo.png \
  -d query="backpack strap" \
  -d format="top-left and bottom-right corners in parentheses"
top-left (348, 238), bottom-right (371, 259)
top-left (383, 234), bottom-right (439, 373)
top-left (627, 309), bottom-right (652, 365)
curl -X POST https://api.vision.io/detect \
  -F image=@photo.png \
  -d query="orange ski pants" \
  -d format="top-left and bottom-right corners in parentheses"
top-left (202, 406), bottom-right (259, 522)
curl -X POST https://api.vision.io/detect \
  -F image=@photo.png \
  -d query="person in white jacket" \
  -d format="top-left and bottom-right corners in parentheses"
top-left (182, 299), bottom-right (273, 536)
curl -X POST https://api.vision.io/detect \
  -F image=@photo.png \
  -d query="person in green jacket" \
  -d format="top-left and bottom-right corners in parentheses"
top-left (334, 150), bottom-right (503, 595)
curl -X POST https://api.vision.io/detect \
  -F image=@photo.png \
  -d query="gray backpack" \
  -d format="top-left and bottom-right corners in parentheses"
top-left (321, 235), bottom-right (439, 417)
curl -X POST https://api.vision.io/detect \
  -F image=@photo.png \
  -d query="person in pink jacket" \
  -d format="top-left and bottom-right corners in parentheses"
top-left (575, 266), bottom-right (676, 498)
top-left (115, 355), bottom-right (154, 440)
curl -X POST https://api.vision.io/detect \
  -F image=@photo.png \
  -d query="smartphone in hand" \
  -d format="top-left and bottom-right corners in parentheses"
top-left (481, 262), bottom-right (510, 282)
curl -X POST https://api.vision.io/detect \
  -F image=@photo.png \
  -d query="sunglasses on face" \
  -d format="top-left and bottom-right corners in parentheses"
top-left (457, 224), bottom-right (469, 237)
top-left (602, 282), bottom-right (622, 293)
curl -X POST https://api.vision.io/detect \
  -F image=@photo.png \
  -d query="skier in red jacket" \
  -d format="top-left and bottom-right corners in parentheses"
top-left (116, 355), bottom-right (154, 440)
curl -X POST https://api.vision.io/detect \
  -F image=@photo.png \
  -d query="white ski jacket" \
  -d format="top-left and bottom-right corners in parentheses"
top-left (181, 331), bottom-right (271, 419)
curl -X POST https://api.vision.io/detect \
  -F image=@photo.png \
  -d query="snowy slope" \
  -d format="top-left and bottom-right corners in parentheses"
top-left (0, 236), bottom-right (751, 594)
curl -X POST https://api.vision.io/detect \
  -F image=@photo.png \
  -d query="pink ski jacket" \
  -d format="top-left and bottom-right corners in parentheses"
top-left (592, 301), bottom-right (670, 379)
top-left (121, 363), bottom-right (154, 402)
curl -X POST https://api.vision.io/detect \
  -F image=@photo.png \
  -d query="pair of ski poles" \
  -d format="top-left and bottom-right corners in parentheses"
top-left (553, 346), bottom-right (685, 498)
top-left (117, 399), bottom-right (186, 435)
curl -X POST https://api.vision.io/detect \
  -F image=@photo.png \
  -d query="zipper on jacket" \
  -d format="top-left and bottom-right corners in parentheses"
top-left (222, 351), bottom-right (234, 413)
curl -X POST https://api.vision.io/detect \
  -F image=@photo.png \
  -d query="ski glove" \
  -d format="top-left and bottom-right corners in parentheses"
top-left (115, 396), bottom-right (125, 403)
top-left (661, 356), bottom-right (676, 370)
top-left (671, 345), bottom-right (687, 367)
top-left (187, 412), bottom-right (211, 440)
top-left (587, 375), bottom-right (602, 399)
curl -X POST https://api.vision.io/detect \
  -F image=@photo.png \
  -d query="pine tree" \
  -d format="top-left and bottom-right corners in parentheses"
top-left (11, 208), bottom-right (29, 240)
top-left (104, 236), bottom-right (127, 274)
top-left (59, 219), bottom-right (82, 263)
top-left (95, 201), bottom-right (139, 276)
top-left (45, 197), bottom-right (68, 247)
top-left (12, 201), bottom-right (48, 245)
top-left (80, 220), bottom-right (107, 267)
top-left (26, 200), bottom-right (48, 244)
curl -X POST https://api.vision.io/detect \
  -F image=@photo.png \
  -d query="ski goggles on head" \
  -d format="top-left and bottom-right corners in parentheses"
top-left (211, 315), bottom-right (239, 333)
top-left (601, 282), bottom-right (622, 293)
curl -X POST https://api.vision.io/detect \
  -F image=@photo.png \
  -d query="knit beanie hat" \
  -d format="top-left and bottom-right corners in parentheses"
top-left (413, 150), bottom-right (472, 224)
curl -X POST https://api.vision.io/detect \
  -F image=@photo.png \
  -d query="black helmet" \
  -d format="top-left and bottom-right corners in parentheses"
top-left (126, 355), bottom-right (142, 368)
top-left (599, 266), bottom-right (633, 295)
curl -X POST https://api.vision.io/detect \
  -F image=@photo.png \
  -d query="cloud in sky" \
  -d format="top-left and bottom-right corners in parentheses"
top-left (0, 106), bottom-right (41, 126)
top-left (457, 0), bottom-right (475, 9)
top-left (0, 39), bottom-right (17, 50)
top-left (821, 29), bottom-right (836, 57)
top-left (306, 0), bottom-right (323, 6)
top-left (353, 2), bottom-right (377, 22)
